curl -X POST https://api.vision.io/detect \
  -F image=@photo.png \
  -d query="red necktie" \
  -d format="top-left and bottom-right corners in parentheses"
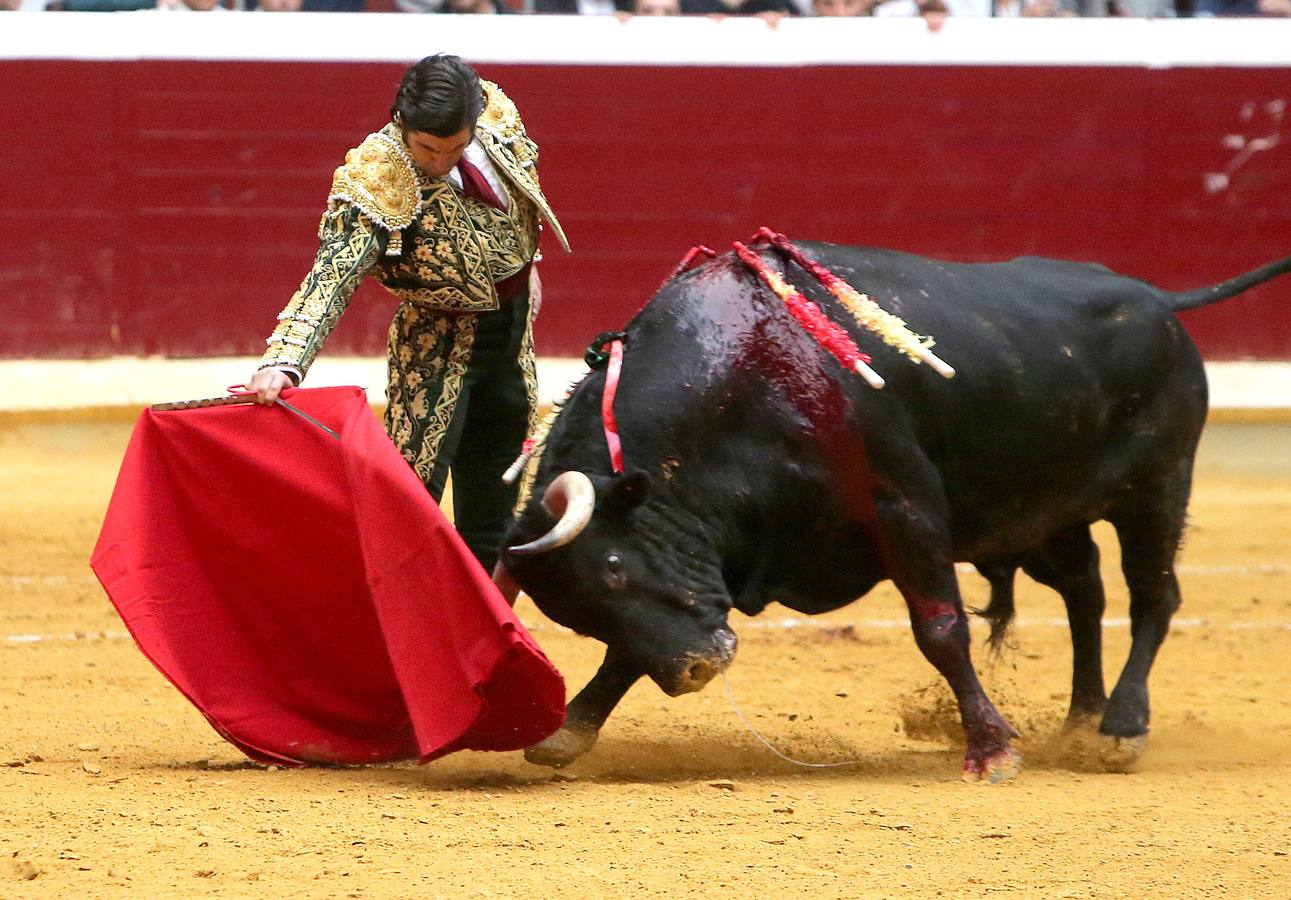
top-left (456, 156), bottom-right (506, 211)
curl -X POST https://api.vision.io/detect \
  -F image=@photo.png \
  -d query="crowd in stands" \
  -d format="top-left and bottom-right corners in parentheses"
top-left (3, 0), bottom-right (1287, 20)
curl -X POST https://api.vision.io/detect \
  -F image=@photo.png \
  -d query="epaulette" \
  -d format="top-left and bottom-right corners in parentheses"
top-left (473, 80), bottom-right (569, 252)
top-left (477, 81), bottom-right (523, 145)
top-left (328, 128), bottom-right (421, 256)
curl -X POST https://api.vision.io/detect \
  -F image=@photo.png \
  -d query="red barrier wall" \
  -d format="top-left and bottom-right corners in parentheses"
top-left (3, 58), bottom-right (1289, 359)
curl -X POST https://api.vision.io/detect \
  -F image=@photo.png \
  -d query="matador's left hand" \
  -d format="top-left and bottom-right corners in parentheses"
top-left (529, 265), bottom-right (543, 318)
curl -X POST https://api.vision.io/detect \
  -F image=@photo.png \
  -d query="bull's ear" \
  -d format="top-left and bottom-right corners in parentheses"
top-left (601, 469), bottom-right (650, 517)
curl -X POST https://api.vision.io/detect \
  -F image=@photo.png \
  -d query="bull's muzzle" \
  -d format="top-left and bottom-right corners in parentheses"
top-left (663, 628), bottom-right (738, 696)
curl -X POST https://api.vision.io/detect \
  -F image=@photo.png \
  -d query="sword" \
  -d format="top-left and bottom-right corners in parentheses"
top-left (274, 398), bottom-right (341, 441)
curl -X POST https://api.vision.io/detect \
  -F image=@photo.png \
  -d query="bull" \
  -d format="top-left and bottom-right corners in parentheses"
top-left (495, 239), bottom-right (1291, 781)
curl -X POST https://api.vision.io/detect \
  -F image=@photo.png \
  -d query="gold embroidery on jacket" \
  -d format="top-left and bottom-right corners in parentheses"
top-left (376, 177), bottom-right (514, 313)
top-left (418, 317), bottom-right (476, 481)
top-left (513, 312), bottom-right (541, 514)
top-left (260, 207), bottom-right (382, 374)
top-left (384, 305), bottom-right (479, 484)
top-left (476, 81), bottom-right (570, 254)
top-left (474, 191), bottom-right (542, 283)
top-left (379, 181), bottom-right (540, 311)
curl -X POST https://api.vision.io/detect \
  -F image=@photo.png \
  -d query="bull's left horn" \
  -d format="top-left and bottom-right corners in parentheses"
top-left (507, 471), bottom-right (596, 555)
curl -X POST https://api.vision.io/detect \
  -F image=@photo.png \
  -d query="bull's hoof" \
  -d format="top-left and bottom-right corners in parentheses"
top-left (961, 747), bottom-right (1022, 784)
top-left (1097, 733), bottom-right (1148, 773)
top-left (523, 725), bottom-right (599, 769)
top-left (1053, 717), bottom-right (1147, 773)
top-left (1052, 715), bottom-right (1104, 768)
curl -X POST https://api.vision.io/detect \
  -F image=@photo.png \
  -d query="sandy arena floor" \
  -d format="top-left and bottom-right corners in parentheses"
top-left (2, 414), bottom-right (1289, 898)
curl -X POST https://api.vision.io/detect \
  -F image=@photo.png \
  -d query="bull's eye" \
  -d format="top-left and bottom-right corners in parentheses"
top-left (604, 553), bottom-right (628, 590)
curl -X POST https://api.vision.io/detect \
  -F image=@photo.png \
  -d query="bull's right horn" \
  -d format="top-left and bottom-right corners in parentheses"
top-left (507, 471), bottom-right (596, 556)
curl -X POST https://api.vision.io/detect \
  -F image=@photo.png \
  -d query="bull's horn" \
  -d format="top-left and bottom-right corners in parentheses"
top-left (507, 471), bottom-right (596, 555)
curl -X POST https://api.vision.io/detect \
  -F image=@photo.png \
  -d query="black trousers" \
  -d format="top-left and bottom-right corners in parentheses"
top-left (423, 290), bottom-right (532, 573)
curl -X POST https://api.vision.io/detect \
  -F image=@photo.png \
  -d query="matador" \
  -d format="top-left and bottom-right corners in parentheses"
top-left (248, 54), bottom-right (569, 572)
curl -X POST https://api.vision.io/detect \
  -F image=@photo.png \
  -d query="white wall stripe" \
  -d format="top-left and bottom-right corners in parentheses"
top-left (1, 360), bottom-right (1286, 414)
top-left (7, 562), bottom-right (1286, 594)
top-left (2, 15), bottom-right (1290, 69)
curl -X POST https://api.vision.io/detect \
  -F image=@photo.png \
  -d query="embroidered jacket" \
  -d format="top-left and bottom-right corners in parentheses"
top-left (261, 81), bottom-right (569, 376)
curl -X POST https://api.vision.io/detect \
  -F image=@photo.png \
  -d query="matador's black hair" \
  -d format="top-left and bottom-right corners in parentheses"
top-left (390, 54), bottom-right (484, 138)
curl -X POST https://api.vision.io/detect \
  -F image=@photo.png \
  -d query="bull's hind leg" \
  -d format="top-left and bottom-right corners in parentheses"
top-left (1102, 463), bottom-right (1191, 771)
top-left (1020, 524), bottom-right (1109, 728)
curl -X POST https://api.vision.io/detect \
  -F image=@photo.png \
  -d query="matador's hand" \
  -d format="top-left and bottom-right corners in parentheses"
top-left (247, 368), bottom-right (294, 406)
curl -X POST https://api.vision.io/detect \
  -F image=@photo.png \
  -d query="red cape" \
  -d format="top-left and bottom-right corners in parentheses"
top-left (91, 386), bottom-right (565, 765)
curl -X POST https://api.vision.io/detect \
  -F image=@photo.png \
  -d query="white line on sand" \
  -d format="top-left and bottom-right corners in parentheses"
top-left (7, 616), bottom-right (1291, 645)
top-left (9, 562), bottom-right (1287, 595)
top-left (7, 561), bottom-right (1288, 641)
top-left (6, 630), bottom-right (131, 644)
top-left (7, 575), bottom-right (99, 589)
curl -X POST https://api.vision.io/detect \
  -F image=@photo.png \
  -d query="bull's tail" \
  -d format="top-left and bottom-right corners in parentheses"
top-left (973, 595), bottom-right (1016, 656)
top-left (969, 561), bottom-right (1018, 656)
top-left (1162, 253), bottom-right (1291, 311)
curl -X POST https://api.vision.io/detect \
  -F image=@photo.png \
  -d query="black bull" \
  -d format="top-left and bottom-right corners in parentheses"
top-left (496, 242), bottom-right (1291, 781)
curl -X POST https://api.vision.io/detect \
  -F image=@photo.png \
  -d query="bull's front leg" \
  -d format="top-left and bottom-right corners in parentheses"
top-left (524, 646), bottom-right (642, 768)
top-left (878, 498), bottom-right (1020, 782)
top-left (902, 577), bottom-right (1021, 782)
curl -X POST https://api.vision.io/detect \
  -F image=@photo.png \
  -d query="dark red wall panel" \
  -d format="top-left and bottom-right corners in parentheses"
top-left (3, 60), bottom-right (1289, 360)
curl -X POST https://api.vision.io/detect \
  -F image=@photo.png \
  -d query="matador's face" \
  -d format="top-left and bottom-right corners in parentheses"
top-left (403, 127), bottom-right (472, 180)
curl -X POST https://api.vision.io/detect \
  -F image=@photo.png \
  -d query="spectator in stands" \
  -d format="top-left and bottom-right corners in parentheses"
top-left (683, 0), bottom-right (799, 18)
top-left (55, 0), bottom-right (224, 8)
top-left (739, 0), bottom-right (799, 15)
top-left (812, 0), bottom-right (874, 13)
top-left (438, 0), bottom-right (517, 11)
top-left (533, 0), bottom-right (619, 12)
top-left (540, 0), bottom-right (796, 16)
top-left (50, 0), bottom-right (151, 8)
top-left (902, 0), bottom-right (950, 24)
top-left (870, 0), bottom-right (1074, 16)
top-left (1190, 0), bottom-right (1247, 10)
top-left (247, 0), bottom-right (365, 9)
top-left (1110, 0), bottom-right (1174, 13)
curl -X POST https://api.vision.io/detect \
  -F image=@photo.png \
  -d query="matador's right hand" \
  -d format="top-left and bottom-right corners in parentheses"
top-left (246, 368), bottom-right (294, 406)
